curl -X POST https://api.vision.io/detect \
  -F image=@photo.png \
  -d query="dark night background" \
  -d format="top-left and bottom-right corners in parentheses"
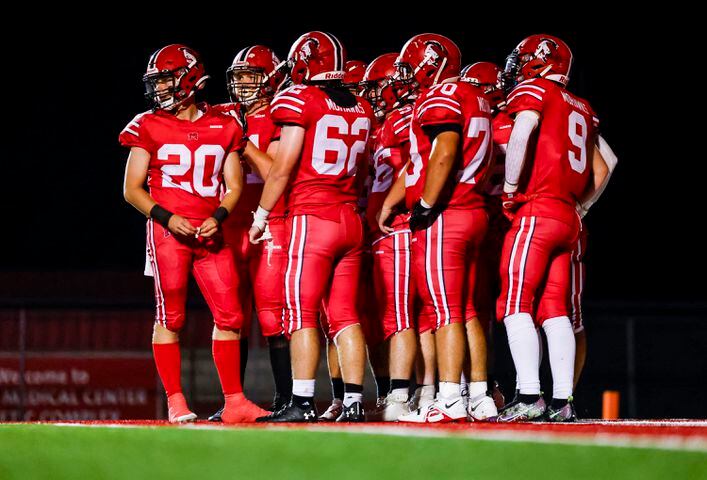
top-left (3, 15), bottom-right (703, 303)
top-left (1, 13), bottom-right (705, 418)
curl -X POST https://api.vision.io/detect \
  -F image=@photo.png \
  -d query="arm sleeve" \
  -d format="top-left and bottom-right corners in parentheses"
top-left (415, 89), bottom-right (464, 127)
top-left (506, 80), bottom-right (546, 117)
top-left (270, 87), bottom-right (309, 127)
top-left (503, 110), bottom-right (540, 192)
top-left (118, 113), bottom-right (153, 151)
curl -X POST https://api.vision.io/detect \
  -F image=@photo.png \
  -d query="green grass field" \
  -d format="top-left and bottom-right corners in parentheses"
top-left (1, 424), bottom-right (705, 480)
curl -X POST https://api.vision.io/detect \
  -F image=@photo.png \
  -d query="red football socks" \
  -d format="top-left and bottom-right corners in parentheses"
top-left (152, 342), bottom-right (182, 397)
top-left (212, 339), bottom-right (243, 395)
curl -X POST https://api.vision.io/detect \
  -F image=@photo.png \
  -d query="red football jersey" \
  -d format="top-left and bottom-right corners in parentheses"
top-left (215, 103), bottom-right (285, 223)
top-left (405, 82), bottom-right (493, 210)
top-left (506, 78), bottom-right (599, 223)
top-left (119, 103), bottom-right (246, 220)
top-left (485, 110), bottom-right (514, 197)
top-left (270, 85), bottom-right (375, 217)
top-left (366, 104), bottom-right (413, 236)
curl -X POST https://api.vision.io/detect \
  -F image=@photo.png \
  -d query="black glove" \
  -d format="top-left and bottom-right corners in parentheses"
top-left (409, 201), bottom-right (440, 232)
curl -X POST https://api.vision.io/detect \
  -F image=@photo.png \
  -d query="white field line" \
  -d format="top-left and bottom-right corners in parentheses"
top-left (11, 421), bottom-right (707, 452)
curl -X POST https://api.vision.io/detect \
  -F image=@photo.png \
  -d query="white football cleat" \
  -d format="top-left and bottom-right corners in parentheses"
top-left (409, 385), bottom-right (435, 411)
top-left (467, 394), bottom-right (498, 421)
top-left (382, 391), bottom-right (410, 422)
top-left (398, 394), bottom-right (467, 423)
top-left (318, 398), bottom-right (343, 421)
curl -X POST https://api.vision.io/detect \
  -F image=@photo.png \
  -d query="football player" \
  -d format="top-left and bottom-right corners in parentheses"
top-left (460, 61), bottom-right (511, 410)
top-left (495, 34), bottom-right (603, 422)
top-left (120, 44), bottom-right (270, 423)
top-left (380, 34), bottom-right (498, 422)
top-left (251, 32), bottom-right (375, 422)
top-left (573, 135), bottom-right (618, 388)
top-left (208, 45), bottom-right (292, 422)
top-left (342, 60), bottom-right (367, 95)
top-left (358, 53), bottom-right (417, 421)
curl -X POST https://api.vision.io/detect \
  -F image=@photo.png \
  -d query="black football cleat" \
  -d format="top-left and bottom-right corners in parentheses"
top-left (256, 400), bottom-right (318, 423)
top-left (272, 393), bottom-right (290, 413)
top-left (208, 407), bottom-right (224, 422)
top-left (336, 402), bottom-right (366, 422)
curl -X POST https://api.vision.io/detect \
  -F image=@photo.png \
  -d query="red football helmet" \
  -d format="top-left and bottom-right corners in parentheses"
top-left (504, 34), bottom-right (573, 87)
top-left (461, 62), bottom-right (505, 111)
top-left (343, 60), bottom-right (367, 94)
top-left (143, 44), bottom-right (209, 111)
top-left (227, 45), bottom-right (284, 106)
top-left (361, 53), bottom-right (398, 119)
top-left (394, 33), bottom-right (461, 96)
top-left (287, 31), bottom-right (347, 84)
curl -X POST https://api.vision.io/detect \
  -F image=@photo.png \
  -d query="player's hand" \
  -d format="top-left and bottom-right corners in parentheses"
top-left (198, 217), bottom-right (219, 238)
top-left (248, 225), bottom-right (265, 244)
top-left (408, 201), bottom-right (439, 232)
top-left (501, 192), bottom-right (529, 211)
top-left (167, 215), bottom-right (197, 236)
top-left (377, 205), bottom-right (395, 235)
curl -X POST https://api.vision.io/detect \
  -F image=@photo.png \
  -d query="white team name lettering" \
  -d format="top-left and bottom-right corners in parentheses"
top-left (561, 91), bottom-right (589, 114)
top-left (325, 98), bottom-right (366, 114)
top-left (209, 125), bottom-right (223, 128)
top-left (477, 96), bottom-right (492, 113)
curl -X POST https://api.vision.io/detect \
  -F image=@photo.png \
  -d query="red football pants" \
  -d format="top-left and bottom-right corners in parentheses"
top-left (284, 205), bottom-right (364, 339)
top-left (223, 218), bottom-right (287, 338)
top-left (496, 215), bottom-right (580, 325)
top-left (568, 225), bottom-right (587, 332)
top-left (412, 208), bottom-right (488, 333)
top-left (146, 219), bottom-right (243, 332)
top-left (372, 231), bottom-right (414, 340)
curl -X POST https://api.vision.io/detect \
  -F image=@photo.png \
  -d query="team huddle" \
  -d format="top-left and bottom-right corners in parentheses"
top-left (120, 31), bottom-right (617, 424)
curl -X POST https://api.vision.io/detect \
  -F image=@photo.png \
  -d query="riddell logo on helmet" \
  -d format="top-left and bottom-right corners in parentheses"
top-left (323, 72), bottom-right (345, 80)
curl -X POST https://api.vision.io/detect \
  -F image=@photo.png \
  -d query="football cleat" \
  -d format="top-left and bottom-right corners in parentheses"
top-left (257, 400), bottom-right (318, 423)
top-left (167, 393), bottom-right (197, 424)
top-left (272, 393), bottom-right (290, 413)
top-left (221, 393), bottom-right (271, 424)
top-left (398, 395), bottom-right (467, 423)
top-left (381, 391), bottom-right (411, 422)
top-left (207, 407), bottom-right (223, 423)
top-left (494, 396), bottom-right (546, 422)
top-left (467, 394), bottom-right (498, 421)
top-left (490, 381), bottom-right (506, 410)
top-left (365, 396), bottom-right (387, 422)
top-left (409, 385), bottom-right (435, 411)
top-left (336, 402), bottom-right (366, 422)
top-left (544, 397), bottom-right (577, 422)
top-left (318, 399), bottom-right (343, 422)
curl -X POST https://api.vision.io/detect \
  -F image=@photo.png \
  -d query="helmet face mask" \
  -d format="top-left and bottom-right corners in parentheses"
top-left (391, 62), bottom-right (418, 106)
top-left (144, 70), bottom-right (183, 111)
top-left (227, 67), bottom-right (267, 106)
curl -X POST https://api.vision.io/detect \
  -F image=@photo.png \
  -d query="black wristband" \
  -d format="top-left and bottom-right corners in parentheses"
top-left (212, 206), bottom-right (229, 224)
top-left (150, 204), bottom-right (173, 228)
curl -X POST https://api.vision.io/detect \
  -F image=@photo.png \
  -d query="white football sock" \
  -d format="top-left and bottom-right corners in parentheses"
top-left (439, 382), bottom-right (461, 399)
top-left (292, 378), bottom-right (315, 398)
top-left (468, 381), bottom-right (487, 399)
top-left (504, 313), bottom-right (541, 395)
top-left (542, 316), bottom-right (576, 400)
top-left (343, 392), bottom-right (363, 408)
top-left (515, 328), bottom-right (543, 391)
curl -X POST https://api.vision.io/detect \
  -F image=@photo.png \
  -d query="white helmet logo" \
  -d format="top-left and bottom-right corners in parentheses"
top-left (424, 43), bottom-right (441, 64)
top-left (534, 40), bottom-right (554, 61)
top-left (182, 49), bottom-right (197, 68)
